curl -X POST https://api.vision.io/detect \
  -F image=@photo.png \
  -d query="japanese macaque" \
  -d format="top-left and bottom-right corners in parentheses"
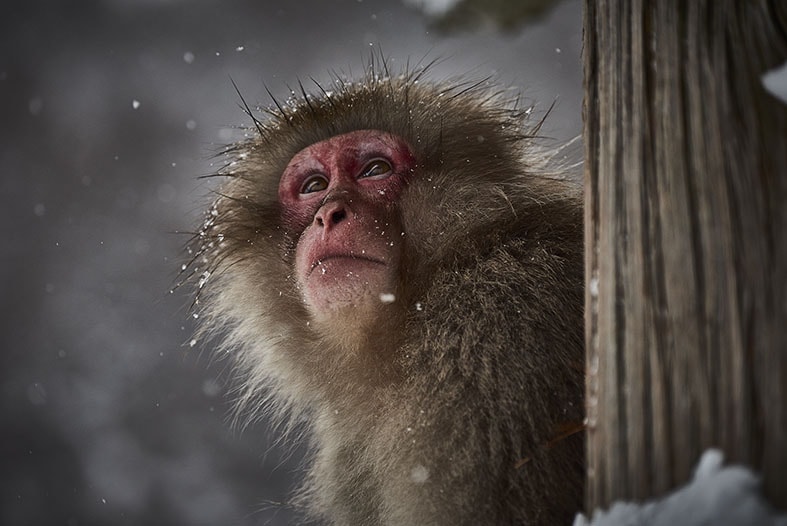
top-left (186, 64), bottom-right (585, 525)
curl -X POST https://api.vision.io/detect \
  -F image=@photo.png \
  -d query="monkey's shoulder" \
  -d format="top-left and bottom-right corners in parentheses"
top-left (409, 232), bottom-right (582, 353)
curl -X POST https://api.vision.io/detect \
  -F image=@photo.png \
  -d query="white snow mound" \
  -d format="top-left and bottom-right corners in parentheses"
top-left (574, 449), bottom-right (787, 526)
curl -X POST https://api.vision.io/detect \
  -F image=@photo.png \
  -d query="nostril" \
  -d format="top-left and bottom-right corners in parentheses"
top-left (330, 209), bottom-right (347, 225)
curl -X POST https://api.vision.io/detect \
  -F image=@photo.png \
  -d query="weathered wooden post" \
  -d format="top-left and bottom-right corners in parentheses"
top-left (583, 0), bottom-right (787, 510)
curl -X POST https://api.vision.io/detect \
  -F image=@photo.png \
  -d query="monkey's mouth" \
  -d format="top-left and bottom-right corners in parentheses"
top-left (308, 254), bottom-right (386, 275)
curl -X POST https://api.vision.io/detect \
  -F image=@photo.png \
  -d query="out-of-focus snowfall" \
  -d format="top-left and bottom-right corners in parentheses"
top-left (0, 1), bottom-right (582, 524)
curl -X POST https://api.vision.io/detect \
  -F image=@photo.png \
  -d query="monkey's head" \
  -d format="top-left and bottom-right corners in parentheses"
top-left (188, 68), bottom-right (567, 411)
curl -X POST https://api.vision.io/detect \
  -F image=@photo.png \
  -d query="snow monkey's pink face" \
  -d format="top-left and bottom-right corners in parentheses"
top-left (278, 130), bottom-right (415, 320)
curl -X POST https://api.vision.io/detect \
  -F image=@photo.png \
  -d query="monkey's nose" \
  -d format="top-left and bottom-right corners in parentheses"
top-left (314, 202), bottom-right (348, 229)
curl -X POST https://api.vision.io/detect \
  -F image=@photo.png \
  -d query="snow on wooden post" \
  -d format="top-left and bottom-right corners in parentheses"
top-left (583, 0), bottom-right (787, 512)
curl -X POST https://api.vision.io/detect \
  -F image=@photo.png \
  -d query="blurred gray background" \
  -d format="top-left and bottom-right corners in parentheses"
top-left (0, 1), bottom-right (581, 524)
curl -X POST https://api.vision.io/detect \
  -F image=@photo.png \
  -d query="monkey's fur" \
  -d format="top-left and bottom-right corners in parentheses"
top-left (188, 66), bottom-right (584, 525)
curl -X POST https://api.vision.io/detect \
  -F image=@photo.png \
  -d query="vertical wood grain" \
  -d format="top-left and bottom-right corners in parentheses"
top-left (584, 0), bottom-right (787, 510)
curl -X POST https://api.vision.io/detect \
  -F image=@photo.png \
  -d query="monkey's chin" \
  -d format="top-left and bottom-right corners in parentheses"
top-left (301, 258), bottom-right (399, 321)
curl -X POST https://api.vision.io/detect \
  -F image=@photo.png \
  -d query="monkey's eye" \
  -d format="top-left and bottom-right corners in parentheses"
top-left (359, 159), bottom-right (392, 179)
top-left (301, 174), bottom-right (329, 194)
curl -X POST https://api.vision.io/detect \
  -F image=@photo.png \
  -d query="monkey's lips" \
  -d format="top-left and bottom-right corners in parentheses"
top-left (307, 254), bottom-right (386, 277)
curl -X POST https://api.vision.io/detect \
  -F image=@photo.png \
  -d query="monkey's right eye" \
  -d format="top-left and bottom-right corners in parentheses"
top-left (301, 174), bottom-right (329, 194)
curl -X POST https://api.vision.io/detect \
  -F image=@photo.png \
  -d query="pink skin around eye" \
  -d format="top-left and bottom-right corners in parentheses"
top-left (278, 130), bottom-right (415, 317)
top-left (278, 130), bottom-right (414, 227)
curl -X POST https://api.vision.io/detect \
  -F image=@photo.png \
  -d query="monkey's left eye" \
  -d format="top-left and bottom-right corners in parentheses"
top-left (301, 174), bottom-right (329, 194)
top-left (359, 159), bottom-right (392, 179)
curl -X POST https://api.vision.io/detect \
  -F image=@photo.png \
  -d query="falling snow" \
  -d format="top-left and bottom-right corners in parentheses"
top-left (410, 464), bottom-right (430, 484)
top-left (379, 293), bottom-right (396, 303)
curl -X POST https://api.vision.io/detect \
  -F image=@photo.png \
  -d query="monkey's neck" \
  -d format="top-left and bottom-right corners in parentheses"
top-left (305, 306), bottom-right (406, 399)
